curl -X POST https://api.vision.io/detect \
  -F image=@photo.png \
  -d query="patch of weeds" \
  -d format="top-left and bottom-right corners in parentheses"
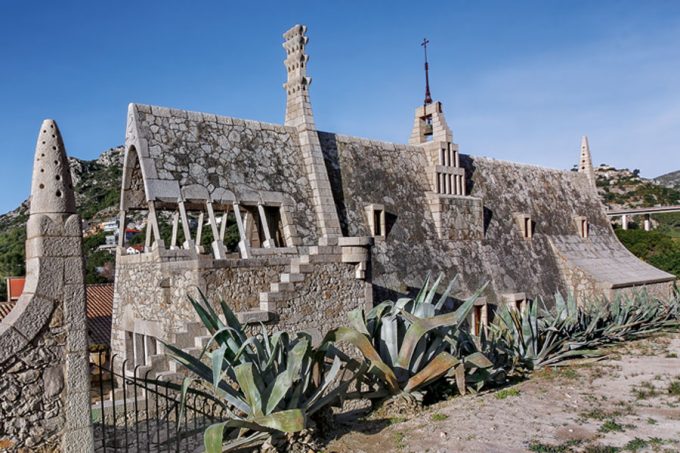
top-left (621, 437), bottom-right (672, 452)
top-left (632, 381), bottom-right (659, 400)
top-left (646, 417), bottom-right (657, 425)
top-left (394, 431), bottom-right (406, 450)
top-left (666, 352), bottom-right (678, 358)
top-left (560, 368), bottom-right (580, 380)
top-left (389, 416), bottom-right (406, 425)
top-left (599, 419), bottom-right (625, 433)
top-left (584, 445), bottom-right (620, 453)
top-left (495, 388), bottom-right (520, 400)
top-left (581, 408), bottom-right (609, 421)
top-left (667, 380), bottom-right (680, 396)
top-left (623, 438), bottom-right (648, 452)
top-left (528, 440), bottom-right (582, 453)
top-left (430, 412), bottom-right (448, 422)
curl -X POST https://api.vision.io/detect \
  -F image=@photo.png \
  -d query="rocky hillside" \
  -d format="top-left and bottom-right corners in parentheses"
top-left (655, 170), bottom-right (680, 190)
top-left (0, 147), bottom-right (125, 299)
top-left (595, 164), bottom-right (680, 210)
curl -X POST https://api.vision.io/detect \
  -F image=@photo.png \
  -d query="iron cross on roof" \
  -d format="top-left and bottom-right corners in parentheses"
top-left (421, 38), bottom-right (433, 105)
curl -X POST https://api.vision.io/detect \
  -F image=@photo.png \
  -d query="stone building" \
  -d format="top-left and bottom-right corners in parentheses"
top-left (110, 25), bottom-right (675, 378)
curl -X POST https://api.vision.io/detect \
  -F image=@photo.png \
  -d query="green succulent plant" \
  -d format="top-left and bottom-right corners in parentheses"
top-left (324, 274), bottom-right (496, 402)
top-left (490, 289), bottom-right (680, 370)
top-left (164, 292), bottom-right (358, 452)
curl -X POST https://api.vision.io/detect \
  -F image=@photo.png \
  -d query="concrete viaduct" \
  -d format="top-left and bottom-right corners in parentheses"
top-left (606, 205), bottom-right (680, 231)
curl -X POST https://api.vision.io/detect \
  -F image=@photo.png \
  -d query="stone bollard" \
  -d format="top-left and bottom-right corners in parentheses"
top-left (0, 120), bottom-right (93, 452)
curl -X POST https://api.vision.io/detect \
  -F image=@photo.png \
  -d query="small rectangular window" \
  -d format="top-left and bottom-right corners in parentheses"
top-left (373, 209), bottom-right (383, 236)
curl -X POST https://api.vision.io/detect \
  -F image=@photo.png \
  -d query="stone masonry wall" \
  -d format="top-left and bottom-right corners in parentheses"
top-left (110, 252), bottom-right (288, 359)
top-left (274, 262), bottom-right (368, 337)
top-left (319, 131), bottom-right (647, 306)
top-left (127, 104), bottom-right (320, 244)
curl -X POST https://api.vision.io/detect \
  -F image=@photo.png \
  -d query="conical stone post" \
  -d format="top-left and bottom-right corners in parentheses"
top-left (0, 120), bottom-right (93, 451)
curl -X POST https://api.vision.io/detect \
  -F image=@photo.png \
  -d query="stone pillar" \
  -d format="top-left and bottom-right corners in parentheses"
top-left (0, 120), bottom-right (93, 451)
top-left (282, 24), bottom-right (341, 239)
top-left (644, 214), bottom-right (651, 232)
top-left (621, 214), bottom-right (628, 230)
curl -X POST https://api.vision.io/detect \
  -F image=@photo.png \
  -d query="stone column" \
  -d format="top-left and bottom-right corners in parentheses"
top-left (282, 24), bottom-right (341, 240)
top-left (644, 214), bottom-right (651, 232)
top-left (621, 214), bottom-right (628, 230)
top-left (0, 120), bottom-right (93, 451)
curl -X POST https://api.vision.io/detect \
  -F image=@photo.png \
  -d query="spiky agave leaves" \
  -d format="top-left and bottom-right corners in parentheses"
top-left (491, 289), bottom-right (680, 372)
top-left (164, 290), bottom-right (357, 453)
top-left (324, 274), bottom-right (491, 400)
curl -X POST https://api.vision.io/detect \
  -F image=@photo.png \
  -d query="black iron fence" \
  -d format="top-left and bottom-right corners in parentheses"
top-left (90, 352), bottom-right (227, 452)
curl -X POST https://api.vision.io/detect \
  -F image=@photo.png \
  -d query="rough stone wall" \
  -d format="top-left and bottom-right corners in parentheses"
top-left (127, 104), bottom-right (320, 244)
top-left (274, 262), bottom-right (368, 336)
top-left (0, 329), bottom-right (68, 450)
top-left (437, 195), bottom-right (484, 241)
top-left (319, 131), bottom-right (672, 306)
top-left (110, 252), bottom-right (288, 358)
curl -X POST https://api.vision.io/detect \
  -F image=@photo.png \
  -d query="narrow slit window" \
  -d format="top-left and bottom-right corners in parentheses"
top-left (524, 218), bottom-right (531, 238)
top-left (373, 209), bottom-right (383, 236)
top-left (580, 219), bottom-right (588, 238)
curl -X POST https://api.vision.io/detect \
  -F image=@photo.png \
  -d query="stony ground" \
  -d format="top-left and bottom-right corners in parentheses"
top-left (324, 331), bottom-right (680, 453)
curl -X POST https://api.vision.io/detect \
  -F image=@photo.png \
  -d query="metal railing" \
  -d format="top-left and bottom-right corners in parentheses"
top-left (90, 352), bottom-right (227, 452)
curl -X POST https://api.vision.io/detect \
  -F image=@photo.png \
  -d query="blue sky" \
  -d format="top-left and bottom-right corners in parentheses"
top-left (1, 0), bottom-right (679, 214)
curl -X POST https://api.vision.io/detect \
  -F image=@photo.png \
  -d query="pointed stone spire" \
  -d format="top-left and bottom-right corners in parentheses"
top-left (283, 24), bottom-right (315, 130)
top-left (578, 135), bottom-right (596, 188)
top-left (30, 119), bottom-right (76, 215)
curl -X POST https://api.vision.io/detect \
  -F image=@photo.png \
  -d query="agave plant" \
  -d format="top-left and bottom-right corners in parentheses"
top-left (491, 289), bottom-right (680, 371)
top-left (164, 292), bottom-right (359, 452)
top-left (323, 274), bottom-right (495, 404)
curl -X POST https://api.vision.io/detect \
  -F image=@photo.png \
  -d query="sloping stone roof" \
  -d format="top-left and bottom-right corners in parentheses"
top-left (123, 103), bottom-right (320, 244)
top-left (550, 235), bottom-right (675, 288)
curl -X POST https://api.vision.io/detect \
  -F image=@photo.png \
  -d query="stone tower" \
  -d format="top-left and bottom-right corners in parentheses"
top-left (282, 25), bottom-right (341, 239)
top-left (0, 120), bottom-right (92, 451)
top-left (579, 135), bottom-right (596, 188)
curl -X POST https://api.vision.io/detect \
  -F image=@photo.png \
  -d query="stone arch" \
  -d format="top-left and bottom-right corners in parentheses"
top-left (120, 145), bottom-right (148, 211)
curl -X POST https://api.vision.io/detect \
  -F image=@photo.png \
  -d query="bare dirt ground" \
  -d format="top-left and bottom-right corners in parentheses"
top-left (324, 331), bottom-right (680, 453)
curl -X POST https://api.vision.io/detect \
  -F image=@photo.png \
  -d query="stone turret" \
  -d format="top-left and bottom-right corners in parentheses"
top-left (281, 25), bottom-right (341, 239)
top-left (579, 135), bottom-right (596, 188)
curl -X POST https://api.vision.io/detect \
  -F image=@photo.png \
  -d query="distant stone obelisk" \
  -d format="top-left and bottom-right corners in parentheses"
top-left (579, 135), bottom-right (596, 189)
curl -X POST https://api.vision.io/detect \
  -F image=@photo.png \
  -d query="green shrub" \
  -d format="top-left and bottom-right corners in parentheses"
top-left (165, 291), bottom-right (358, 452)
top-left (323, 274), bottom-right (498, 403)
